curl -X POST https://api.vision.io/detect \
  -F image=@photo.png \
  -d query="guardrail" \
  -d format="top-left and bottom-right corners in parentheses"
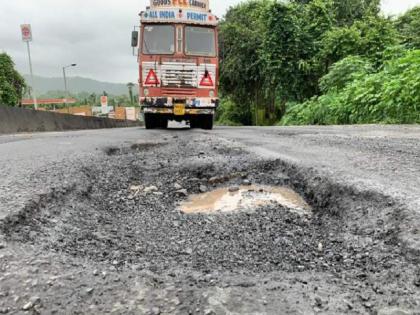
top-left (0, 106), bottom-right (141, 135)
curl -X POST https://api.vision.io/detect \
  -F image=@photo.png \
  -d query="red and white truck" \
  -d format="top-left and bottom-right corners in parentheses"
top-left (131, 0), bottom-right (219, 130)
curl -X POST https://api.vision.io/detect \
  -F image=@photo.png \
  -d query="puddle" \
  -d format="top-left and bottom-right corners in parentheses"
top-left (179, 185), bottom-right (311, 215)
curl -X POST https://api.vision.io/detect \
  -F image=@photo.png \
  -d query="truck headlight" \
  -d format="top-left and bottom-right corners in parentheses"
top-left (209, 90), bottom-right (215, 98)
top-left (143, 88), bottom-right (149, 96)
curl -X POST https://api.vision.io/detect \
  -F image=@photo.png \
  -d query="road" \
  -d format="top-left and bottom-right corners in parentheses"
top-left (0, 125), bottom-right (419, 314)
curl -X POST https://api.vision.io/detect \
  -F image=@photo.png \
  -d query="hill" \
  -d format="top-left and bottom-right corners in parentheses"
top-left (25, 75), bottom-right (136, 96)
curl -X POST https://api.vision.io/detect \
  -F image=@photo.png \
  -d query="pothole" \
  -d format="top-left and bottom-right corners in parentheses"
top-left (131, 141), bottom-right (166, 151)
top-left (104, 146), bottom-right (121, 156)
top-left (179, 185), bottom-right (311, 215)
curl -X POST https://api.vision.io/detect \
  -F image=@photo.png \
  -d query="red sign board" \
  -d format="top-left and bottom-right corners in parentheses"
top-left (20, 24), bottom-right (32, 42)
top-left (101, 96), bottom-right (108, 114)
top-left (100, 96), bottom-right (108, 106)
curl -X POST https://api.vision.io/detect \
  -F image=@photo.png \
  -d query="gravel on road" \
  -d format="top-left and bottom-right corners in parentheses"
top-left (0, 126), bottom-right (419, 314)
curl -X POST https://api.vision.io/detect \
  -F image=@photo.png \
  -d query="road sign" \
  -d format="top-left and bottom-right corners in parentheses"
top-left (21, 24), bottom-right (32, 42)
top-left (125, 107), bottom-right (136, 121)
top-left (21, 24), bottom-right (37, 109)
top-left (101, 96), bottom-right (108, 106)
top-left (101, 96), bottom-right (108, 114)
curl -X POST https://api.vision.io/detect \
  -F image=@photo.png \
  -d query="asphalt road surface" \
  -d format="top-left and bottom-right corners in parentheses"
top-left (0, 125), bottom-right (419, 314)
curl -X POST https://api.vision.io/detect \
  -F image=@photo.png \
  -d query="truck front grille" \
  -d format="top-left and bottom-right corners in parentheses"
top-left (161, 63), bottom-right (197, 88)
top-left (142, 62), bottom-right (216, 89)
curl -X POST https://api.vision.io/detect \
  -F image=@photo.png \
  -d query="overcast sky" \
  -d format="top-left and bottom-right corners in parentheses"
top-left (0, 0), bottom-right (419, 84)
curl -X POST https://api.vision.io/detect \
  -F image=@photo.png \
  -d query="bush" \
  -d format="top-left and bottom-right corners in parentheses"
top-left (281, 49), bottom-right (420, 125)
top-left (216, 97), bottom-right (245, 126)
top-left (319, 55), bottom-right (373, 92)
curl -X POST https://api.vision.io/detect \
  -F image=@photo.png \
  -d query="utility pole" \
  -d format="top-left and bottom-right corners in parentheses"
top-left (62, 64), bottom-right (77, 113)
top-left (21, 24), bottom-right (37, 110)
top-left (63, 67), bottom-right (68, 112)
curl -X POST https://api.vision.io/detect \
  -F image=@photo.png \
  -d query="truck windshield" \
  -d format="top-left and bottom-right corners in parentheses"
top-left (143, 25), bottom-right (175, 54)
top-left (185, 26), bottom-right (216, 57)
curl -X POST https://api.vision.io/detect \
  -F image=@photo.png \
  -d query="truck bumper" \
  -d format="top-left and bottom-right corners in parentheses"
top-left (143, 107), bottom-right (215, 115)
top-left (141, 97), bottom-right (219, 108)
top-left (141, 97), bottom-right (217, 121)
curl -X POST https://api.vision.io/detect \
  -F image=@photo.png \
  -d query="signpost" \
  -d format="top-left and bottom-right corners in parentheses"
top-left (21, 24), bottom-right (37, 110)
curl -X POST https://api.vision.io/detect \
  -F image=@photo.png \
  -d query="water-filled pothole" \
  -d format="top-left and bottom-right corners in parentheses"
top-left (179, 185), bottom-right (311, 215)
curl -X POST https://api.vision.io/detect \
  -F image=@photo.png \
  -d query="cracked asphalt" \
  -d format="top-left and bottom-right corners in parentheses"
top-left (0, 125), bottom-right (419, 315)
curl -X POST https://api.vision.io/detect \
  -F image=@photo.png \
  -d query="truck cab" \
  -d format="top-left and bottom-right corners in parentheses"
top-left (132, 1), bottom-right (219, 130)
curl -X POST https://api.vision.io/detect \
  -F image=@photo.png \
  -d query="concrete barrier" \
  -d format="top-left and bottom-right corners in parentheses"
top-left (0, 106), bottom-right (141, 135)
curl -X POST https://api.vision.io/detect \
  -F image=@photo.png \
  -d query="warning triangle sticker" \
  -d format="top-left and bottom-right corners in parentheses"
top-left (145, 69), bottom-right (160, 85)
top-left (200, 72), bottom-right (214, 87)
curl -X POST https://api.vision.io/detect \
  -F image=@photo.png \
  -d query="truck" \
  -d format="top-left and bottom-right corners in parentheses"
top-left (131, 0), bottom-right (219, 130)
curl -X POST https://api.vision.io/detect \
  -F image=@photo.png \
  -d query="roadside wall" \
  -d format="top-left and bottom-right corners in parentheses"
top-left (0, 106), bottom-right (141, 135)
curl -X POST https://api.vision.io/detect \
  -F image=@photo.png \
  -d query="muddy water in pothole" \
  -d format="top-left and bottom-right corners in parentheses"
top-left (179, 185), bottom-right (311, 215)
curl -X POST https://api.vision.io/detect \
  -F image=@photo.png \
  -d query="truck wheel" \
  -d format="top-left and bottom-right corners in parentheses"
top-left (189, 117), bottom-right (198, 129)
top-left (201, 115), bottom-right (214, 130)
top-left (158, 117), bottom-right (168, 129)
top-left (144, 114), bottom-right (156, 129)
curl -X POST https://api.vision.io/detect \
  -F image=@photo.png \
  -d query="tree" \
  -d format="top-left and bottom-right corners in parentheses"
top-left (396, 6), bottom-right (420, 49)
top-left (292, 0), bottom-right (381, 25)
top-left (127, 82), bottom-right (135, 105)
top-left (333, 0), bottom-right (380, 25)
top-left (0, 53), bottom-right (26, 106)
top-left (316, 26), bottom-right (362, 72)
top-left (114, 95), bottom-right (131, 107)
top-left (354, 16), bottom-right (399, 65)
top-left (89, 93), bottom-right (97, 105)
top-left (316, 16), bottom-right (398, 70)
top-left (218, 0), bottom-right (406, 126)
top-left (261, 0), bottom-right (335, 100)
top-left (219, 0), bottom-right (271, 125)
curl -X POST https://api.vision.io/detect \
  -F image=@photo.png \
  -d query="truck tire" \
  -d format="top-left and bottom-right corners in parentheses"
top-left (158, 116), bottom-right (168, 129)
top-left (201, 115), bottom-right (214, 130)
top-left (189, 117), bottom-right (199, 129)
top-left (144, 114), bottom-right (156, 129)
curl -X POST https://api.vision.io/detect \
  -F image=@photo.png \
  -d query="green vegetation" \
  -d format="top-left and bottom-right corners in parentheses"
top-left (281, 49), bottom-right (420, 125)
top-left (396, 6), bottom-right (420, 49)
top-left (0, 56), bottom-right (136, 109)
top-left (0, 53), bottom-right (26, 106)
top-left (218, 0), bottom-right (420, 126)
top-left (215, 97), bottom-right (244, 126)
top-left (21, 76), bottom-right (139, 109)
